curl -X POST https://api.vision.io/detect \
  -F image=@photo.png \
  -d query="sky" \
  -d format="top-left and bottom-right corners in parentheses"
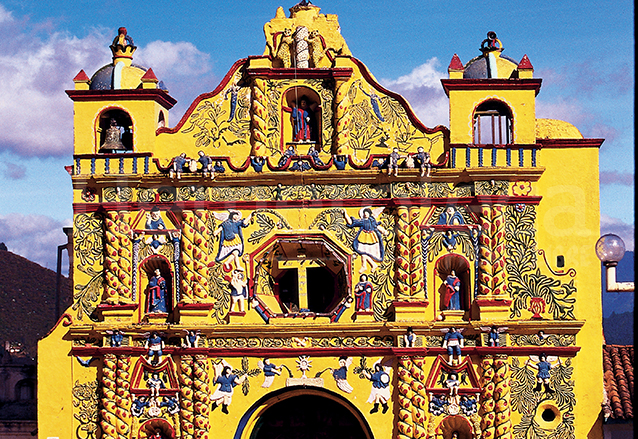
top-left (0, 0), bottom-right (633, 271)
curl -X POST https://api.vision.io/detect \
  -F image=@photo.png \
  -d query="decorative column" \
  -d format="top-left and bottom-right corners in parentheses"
top-left (180, 210), bottom-right (210, 303)
top-left (100, 353), bottom-right (131, 439)
top-left (179, 355), bottom-right (195, 439)
top-left (333, 78), bottom-right (351, 155)
top-left (250, 77), bottom-right (269, 156)
top-left (392, 206), bottom-right (427, 321)
top-left (477, 204), bottom-right (510, 320)
top-left (397, 356), bottom-right (427, 439)
top-left (193, 355), bottom-right (211, 439)
top-left (294, 26), bottom-right (309, 68)
top-left (103, 211), bottom-right (132, 305)
top-left (479, 356), bottom-right (495, 439)
top-left (493, 355), bottom-right (512, 439)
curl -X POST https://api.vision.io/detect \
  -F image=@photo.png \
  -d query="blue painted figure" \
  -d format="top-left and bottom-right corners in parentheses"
top-left (354, 274), bottom-right (373, 311)
top-left (283, 97), bottom-right (318, 142)
top-left (480, 326), bottom-right (508, 347)
top-left (404, 327), bottom-right (416, 347)
top-left (437, 206), bottom-right (465, 225)
top-left (307, 146), bottom-right (324, 166)
top-left (442, 327), bottom-right (465, 365)
top-left (363, 362), bottom-right (391, 414)
top-left (278, 146), bottom-right (296, 168)
top-left (443, 230), bottom-right (461, 251)
top-left (213, 161), bottom-right (225, 174)
top-left (333, 154), bottom-right (347, 170)
top-left (145, 207), bottom-right (166, 230)
top-left (258, 358), bottom-right (282, 388)
top-left (428, 393), bottom-right (449, 416)
top-left (211, 363), bottom-right (247, 414)
top-left (160, 396), bottom-right (180, 415)
top-left (145, 331), bottom-right (164, 365)
top-left (197, 150), bottom-right (214, 177)
top-left (110, 329), bottom-right (124, 347)
top-left (229, 267), bottom-right (248, 313)
top-left (251, 298), bottom-right (271, 324)
top-left (170, 153), bottom-right (188, 179)
top-left (330, 357), bottom-right (353, 393)
top-left (344, 207), bottom-right (389, 274)
top-left (146, 269), bottom-right (168, 314)
top-left (388, 148), bottom-right (402, 176)
top-left (413, 146), bottom-right (432, 177)
top-left (290, 159), bottom-right (311, 171)
top-left (442, 271), bottom-right (461, 311)
top-left (132, 396), bottom-right (149, 417)
top-left (213, 210), bottom-right (252, 270)
top-left (250, 156), bottom-right (266, 172)
top-left (183, 330), bottom-right (200, 348)
top-left (526, 353), bottom-right (561, 393)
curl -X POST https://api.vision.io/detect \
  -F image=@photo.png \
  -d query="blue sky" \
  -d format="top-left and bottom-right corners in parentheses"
top-left (0, 0), bottom-right (633, 270)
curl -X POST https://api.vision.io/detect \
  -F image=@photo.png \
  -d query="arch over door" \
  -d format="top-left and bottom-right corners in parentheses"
top-left (236, 388), bottom-right (373, 439)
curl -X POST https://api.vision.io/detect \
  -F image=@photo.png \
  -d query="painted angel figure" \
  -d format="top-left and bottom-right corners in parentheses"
top-left (441, 327), bottom-right (465, 365)
top-left (479, 326), bottom-right (508, 347)
top-left (525, 353), bottom-right (561, 393)
top-left (343, 207), bottom-right (389, 274)
top-left (106, 329), bottom-right (124, 347)
top-left (330, 356), bottom-right (354, 393)
top-left (362, 359), bottom-right (392, 414)
top-left (211, 360), bottom-right (246, 414)
top-left (257, 358), bottom-right (282, 388)
top-left (213, 210), bottom-right (253, 270)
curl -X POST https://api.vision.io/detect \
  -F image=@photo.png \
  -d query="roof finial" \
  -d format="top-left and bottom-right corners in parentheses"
top-left (480, 31), bottom-right (503, 53)
top-left (110, 27), bottom-right (137, 63)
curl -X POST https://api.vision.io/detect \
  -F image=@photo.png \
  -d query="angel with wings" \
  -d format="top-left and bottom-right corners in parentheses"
top-left (330, 356), bottom-right (354, 393)
top-left (257, 358), bottom-right (282, 388)
top-left (343, 207), bottom-right (389, 274)
top-left (441, 327), bottom-right (465, 365)
top-left (213, 210), bottom-right (253, 270)
top-left (479, 325), bottom-right (508, 347)
top-left (525, 353), bottom-right (561, 393)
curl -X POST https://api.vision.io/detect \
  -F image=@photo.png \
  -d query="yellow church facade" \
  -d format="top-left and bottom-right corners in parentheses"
top-left (39, 4), bottom-right (604, 439)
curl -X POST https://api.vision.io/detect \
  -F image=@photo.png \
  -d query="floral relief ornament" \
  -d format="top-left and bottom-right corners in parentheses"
top-left (512, 181), bottom-right (532, 196)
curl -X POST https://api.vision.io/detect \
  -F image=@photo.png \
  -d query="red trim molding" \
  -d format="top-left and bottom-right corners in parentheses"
top-left (440, 79), bottom-right (543, 97)
top-left (71, 345), bottom-right (581, 358)
top-left (537, 138), bottom-right (604, 149)
top-left (66, 89), bottom-right (177, 109)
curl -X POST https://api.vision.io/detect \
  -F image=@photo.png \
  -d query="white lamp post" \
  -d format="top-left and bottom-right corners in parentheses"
top-left (595, 234), bottom-right (634, 292)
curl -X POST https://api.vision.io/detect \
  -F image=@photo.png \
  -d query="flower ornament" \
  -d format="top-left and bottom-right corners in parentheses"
top-left (512, 181), bottom-right (532, 196)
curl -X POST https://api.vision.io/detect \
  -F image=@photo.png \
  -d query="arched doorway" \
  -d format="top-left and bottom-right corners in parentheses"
top-left (237, 389), bottom-right (372, 439)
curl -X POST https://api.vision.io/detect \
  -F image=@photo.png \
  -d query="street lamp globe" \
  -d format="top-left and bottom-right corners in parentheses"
top-left (595, 234), bottom-right (626, 265)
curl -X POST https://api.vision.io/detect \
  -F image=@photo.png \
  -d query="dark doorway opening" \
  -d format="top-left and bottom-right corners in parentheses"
top-left (250, 394), bottom-right (367, 439)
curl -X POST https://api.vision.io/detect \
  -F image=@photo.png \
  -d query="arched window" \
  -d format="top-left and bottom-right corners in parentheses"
top-left (97, 109), bottom-right (134, 153)
top-left (473, 100), bottom-right (513, 145)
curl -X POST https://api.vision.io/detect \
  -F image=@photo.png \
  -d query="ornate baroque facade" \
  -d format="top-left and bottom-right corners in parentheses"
top-left (39, 5), bottom-right (605, 439)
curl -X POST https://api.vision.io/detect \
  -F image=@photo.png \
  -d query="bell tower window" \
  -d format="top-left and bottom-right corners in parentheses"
top-left (473, 100), bottom-right (513, 145)
top-left (97, 109), bottom-right (134, 153)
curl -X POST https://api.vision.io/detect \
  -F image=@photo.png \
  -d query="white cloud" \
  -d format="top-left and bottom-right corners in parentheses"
top-left (0, 213), bottom-right (71, 270)
top-left (380, 58), bottom-right (449, 128)
top-left (136, 41), bottom-right (211, 77)
top-left (600, 214), bottom-right (635, 251)
top-left (0, 27), bottom-right (110, 157)
top-left (0, 6), bottom-right (216, 157)
top-left (382, 58), bottom-right (444, 90)
top-left (0, 4), bottom-right (12, 23)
